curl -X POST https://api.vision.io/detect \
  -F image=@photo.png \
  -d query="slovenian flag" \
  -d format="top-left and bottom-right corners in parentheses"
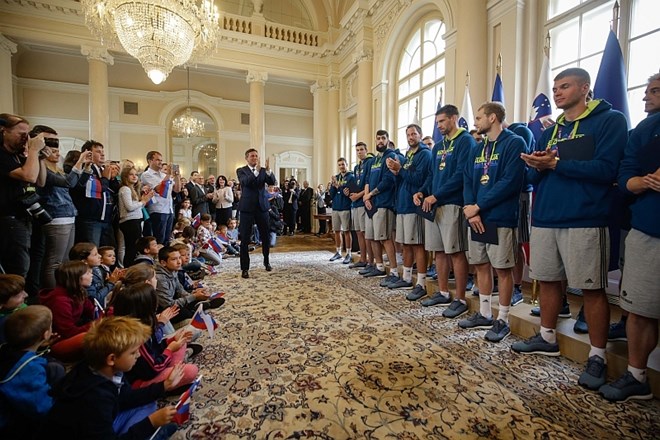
top-left (172, 376), bottom-right (202, 425)
top-left (208, 291), bottom-right (225, 300)
top-left (191, 213), bottom-right (201, 229)
top-left (191, 303), bottom-right (219, 338)
top-left (85, 176), bottom-right (103, 199)
top-left (154, 178), bottom-right (171, 198)
top-left (215, 234), bottom-right (230, 246)
top-left (528, 54), bottom-right (553, 142)
top-left (206, 237), bottom-right (223, 253)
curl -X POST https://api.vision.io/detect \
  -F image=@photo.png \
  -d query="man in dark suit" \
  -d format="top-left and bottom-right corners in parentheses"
top-left (237, 148), bottom-right (277, 278)
top-left (188, 171), bottom-right (210, 217)
top-left (298, 180), bottom-right (314, 233)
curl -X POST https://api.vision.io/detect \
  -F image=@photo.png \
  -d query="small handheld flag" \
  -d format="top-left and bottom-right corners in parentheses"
top-left (207, 237), bottom-right (223, 253)
top-left (154, 178), bottom-right (172, 198)
top-left (172, 376), bottom-right (202, 425)
top-left (191, 303), bottom-right (219, 338)
top-left (191, 213), bottom-right (201, 229)
top-left (92, 298), bottom-right (105, 320)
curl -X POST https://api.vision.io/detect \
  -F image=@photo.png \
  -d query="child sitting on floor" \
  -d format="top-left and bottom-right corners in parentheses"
top-left (0, 306), bottom-right (65, 438)
top-left (133, 236), bottom-right (161, 266)
top-left (46, 316), bottom-right (182, 439)
top-left (0, 274), bottom-right (28, 345)
top-left (69, 242), bottom-right (123, 306)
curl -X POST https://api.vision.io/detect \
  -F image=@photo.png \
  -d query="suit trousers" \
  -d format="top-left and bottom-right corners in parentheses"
top-left (239, 210), bottom-right (270, 271)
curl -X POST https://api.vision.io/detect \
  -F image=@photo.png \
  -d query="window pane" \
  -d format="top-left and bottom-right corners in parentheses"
top-left (399, 81), bottom-right (409, 99)
top-left (422, 40), bottom-right (438, 64)
top-left (580, 1), bottom-right (613, 58)
top-left (578, 52), bottom-right (603, 84)
top-left (422, 87), bottom-right (437, 119)
top-left (550, 17), bottom-right (579, 68)
top-left (422, 115), bottom-right (434, 139)
top-left (631, 0), bottom-right (660, 38)
top-left (424, 20), bottom-right (442, 44)
top-left (397, 127), bottom-right (407, 152)
top-left (548, 0), bottom-right (581, 19)
top-left (628, 32), bottom-right (660, 86)
top-left (409, 74), bottom-right (420, 92)
top-left (422, 64), bottom-right (436, 87)
top-left (627, 87), bottom-right (647, 127)
top-left (436, 59), bottom-right (445, 80)
top-left (398, 101), bottom-right (409, 127)
top-left (399, 52), bottom-right (412, 77)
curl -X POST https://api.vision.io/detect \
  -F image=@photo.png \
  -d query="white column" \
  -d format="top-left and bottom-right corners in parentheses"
top-left (81, 45), bottom-right (113, 149)
top-left (0, 35), bottom-right (17, 113)
top-left (354, 48), bottom-right (373, 146)
top-left (311, 81), bottom-right (328, 186)
top-left (327, 80), bottom-right (340, 179)
top-left (246, 70), bottom-right (268, 160)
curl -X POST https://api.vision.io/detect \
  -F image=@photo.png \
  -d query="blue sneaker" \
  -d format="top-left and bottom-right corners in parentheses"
top-left (511, 285), bottom-right (524, 306)
top-left (379, 274), bottom-right (400, 287)
top-left (363, 267), bottom-right (387, 278)
top-left (511, 333), bottom-right (560, 356)
top-left (599, 372), bottom-right (653, 402)
top-left (388, 278), bottom-right (414, 290)
top-left (406, 285), bottom-right (427, 301)
top-left (426, 264), bottom-right (437, 279)
top-left (465, 275), bottom-right (475, 291)
top-left (442, 299), bottom-right (468, 318)
top-left (530, 300), bottom-right (571, 318)
top-left (349, 261), bottom-right (368, 269)
top-left (458, 312), bottom-right (494, 329)
top-left (608, 320), bottom-right (627, 341)
top-left (485, 319), bottom-right (511, 343)
top-left (573, 306), bottom-right (588, 334)
top-left (420, 292), bottom-right (451, 307)
top-left (329, 252), bottom-right (342, 262)
top-left (471, 286), bottom-right (480, 297)
top-left (578, 355), bottom-right (607, 390)
top-left (358, 264), bottom-right (374, 275)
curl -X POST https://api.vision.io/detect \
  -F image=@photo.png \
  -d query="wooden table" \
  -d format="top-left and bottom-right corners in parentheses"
top-left (313, 213), bottom-right (332, 237)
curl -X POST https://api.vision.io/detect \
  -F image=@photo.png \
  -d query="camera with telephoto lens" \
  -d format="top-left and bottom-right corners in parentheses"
top-left (20, 192), bottom-right (52, 225)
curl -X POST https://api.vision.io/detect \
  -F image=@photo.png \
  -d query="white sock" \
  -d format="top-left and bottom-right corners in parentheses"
top-left (376, 263), bottom-right (385, 271)
top-left (540, 326), bottom-right (557, 343)
top-left (479, 294), bottom-right (492, 318)
top-left (336, 247), bottom-right (341, 254)
top-left (403, 266), bottom-right (413, 282)
top-left (346, 252), bottom-right (351, 258)
top-left (628, 365), bottom-right (647, 383)
top-left (416, 273), bottom-right (426, 287)
top-left (390, 267), bottom-right (399, 277)
top-left (589, 346), bottom-right (607, 363)
top-left (459, 298), bottom-right (467, 304)
top-left (440, 290), bottom-right (450, 298)
top-left (498, 305), bottom-right (510, 323)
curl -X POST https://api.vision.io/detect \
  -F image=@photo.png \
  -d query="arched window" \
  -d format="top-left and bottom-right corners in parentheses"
top-left (396, 18), bottom-right (445, 151)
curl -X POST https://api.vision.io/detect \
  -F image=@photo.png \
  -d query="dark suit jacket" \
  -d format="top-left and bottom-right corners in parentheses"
top-left (189, 183), bottom-right (209, 216)
top-left (237, 165), bottom-right (277, 213)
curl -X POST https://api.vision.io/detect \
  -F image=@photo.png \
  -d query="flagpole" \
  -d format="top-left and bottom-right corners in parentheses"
top-left (465, 71), bottom-right (470, 88)
top-left (612, 0), bottom-right (620, 38)
top-left (496, 53), bottom-right (502, 76)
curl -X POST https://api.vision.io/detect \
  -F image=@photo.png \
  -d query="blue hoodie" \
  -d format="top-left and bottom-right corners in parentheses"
top-left (364, 149), bottom-right (397, 209)
top-left (508, 122), bottom-right (535, 193)
top-left (328, 172), bottom-right (354, 211)
top-left (395, 142), bottom-right (432, 214)
top-left (528, 99), bottom-right (628, 228)
top-left (618, 111), bottom-right (660, 238)
top-left (463, 129), bottom-right (526, 227)
top-left (422, 128), bottom-right (475, 206)
top-left (351, 156), bottom-right (373, 208)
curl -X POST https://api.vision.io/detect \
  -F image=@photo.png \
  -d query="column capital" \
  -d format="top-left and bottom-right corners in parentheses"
top-left (0, 34), bottom-right (17, 55)
top-left (81, 45), bottom-right (114, 65)
top-left (310, 81), bottom-right (323, 95)
top-left (352, 48), bottom-right (373, 65)
top-left (246, 70), bottom-right (268, 85)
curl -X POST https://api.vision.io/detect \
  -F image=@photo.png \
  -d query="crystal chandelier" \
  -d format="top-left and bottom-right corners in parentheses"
top-left (172, 67), bottom-right (205, 138)
top-left (81, 0), bottom-right (219, 84)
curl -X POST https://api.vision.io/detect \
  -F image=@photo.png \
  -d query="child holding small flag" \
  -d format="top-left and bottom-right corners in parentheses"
top-left (195, 214), bottom-right (223, 265)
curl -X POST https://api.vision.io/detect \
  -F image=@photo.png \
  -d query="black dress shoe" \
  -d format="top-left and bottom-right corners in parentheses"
top-left (241, 270), bottom-right (249, 279)
top-left (265, 264), bottom-right (272, 272)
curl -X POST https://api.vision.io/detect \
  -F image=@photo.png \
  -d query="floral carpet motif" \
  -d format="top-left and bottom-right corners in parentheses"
top-left (174, 251), bottom-right (660, 439)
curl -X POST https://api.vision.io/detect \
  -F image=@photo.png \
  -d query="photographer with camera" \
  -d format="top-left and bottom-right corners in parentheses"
top-left (0, 113), bottom-right (48, 278)
top-left (70, 140), bottom-right (120, 248)
top-left (31, 125), bottom-right (93, 289)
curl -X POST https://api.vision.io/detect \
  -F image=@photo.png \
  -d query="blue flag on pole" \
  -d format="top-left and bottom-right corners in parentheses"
top-left (491, 73), bottom-right (505, 104)
top-left (594, 29), bottom-right (631, 129)
top-left (528, 55), bottom-right (553, 141)
top-left (431, 99), bottom-right (444, 144)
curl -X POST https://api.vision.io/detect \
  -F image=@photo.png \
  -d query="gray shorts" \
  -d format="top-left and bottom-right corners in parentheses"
top-left (395, 213), bottom-right (425, 245)
top-left (468, 227), bottom-right (517, 269)
top-left (371, 208), bottom-right (395, 241)
top-left (351, 206), bottom-right (366, 232)
top-left (518, 192), bottom-right (531, 243)
top-left (620, 229), bottom-right (660, 319)
top-left (529, 227), bottom-right (609, 290)
top-left (331, 209), bottom-right (351, 232)
top-left (424, 204), bottom-right (468, 254)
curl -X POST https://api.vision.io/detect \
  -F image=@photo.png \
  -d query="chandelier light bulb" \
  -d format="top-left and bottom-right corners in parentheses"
top-left (148, 69), bottom-right (166, 85)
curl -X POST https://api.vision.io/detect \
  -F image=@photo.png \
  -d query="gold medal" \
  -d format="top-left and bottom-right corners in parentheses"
top-left (480, 174), bottom-right (490, 185)
top-left (439, 162), bottom-right (446, 170)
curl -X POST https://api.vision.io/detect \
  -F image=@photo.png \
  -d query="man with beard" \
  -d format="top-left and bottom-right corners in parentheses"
top-left (385, 125), bottom-right (432, 300)
top-left (415, 105), bottom-right (475, 317)
top-left (361, 130), bottom-right (398, 281)
top-left (460, 102), bottom-right (525, 343)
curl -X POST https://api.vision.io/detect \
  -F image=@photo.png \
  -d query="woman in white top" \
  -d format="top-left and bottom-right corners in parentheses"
top-left (212, 175), bottom-right (234, 228)
top-left (118, 166), bottom-right (154, 266)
